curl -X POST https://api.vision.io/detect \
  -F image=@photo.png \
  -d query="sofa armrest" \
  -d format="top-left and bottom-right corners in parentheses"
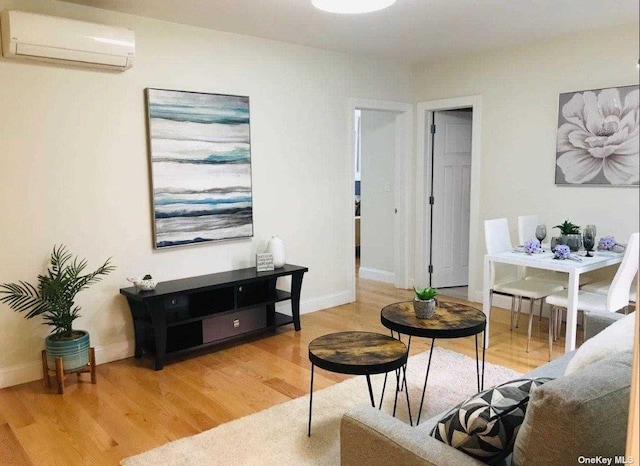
top-left (340, 407), bottom-right (485, 466)
top-left (585, 312), bottom-right (625, 340)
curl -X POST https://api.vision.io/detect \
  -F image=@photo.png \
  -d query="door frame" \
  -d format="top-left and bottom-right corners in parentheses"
top-left (415, 95), bottom-right (482, 300)
top-left (347, 98), bottom-right (413, 300)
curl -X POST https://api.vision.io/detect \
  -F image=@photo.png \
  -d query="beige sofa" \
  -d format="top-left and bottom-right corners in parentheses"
top-left (341, 313), bottom-right (633, 466)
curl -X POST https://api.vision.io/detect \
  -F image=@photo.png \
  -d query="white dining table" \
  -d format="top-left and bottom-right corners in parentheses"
top-left (482, 249), bottom-right (624, 353)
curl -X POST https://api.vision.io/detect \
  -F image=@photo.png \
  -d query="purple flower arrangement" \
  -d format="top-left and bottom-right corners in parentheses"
top-left (523, 238), bottom-right (542, 254)
top-left (554, 245), bottom-right (571, 260)
top-left (598, 236), bottom-right (616, 250)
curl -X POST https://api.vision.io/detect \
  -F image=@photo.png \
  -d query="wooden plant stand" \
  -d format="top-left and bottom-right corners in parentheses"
top-left (41, 347), bottom-right (97, 394)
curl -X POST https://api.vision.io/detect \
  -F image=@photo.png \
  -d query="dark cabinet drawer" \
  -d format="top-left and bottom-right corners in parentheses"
top-left (163, 295), bottom-right (189, 310)
top-left (202, 307), bottom-right (267, 343)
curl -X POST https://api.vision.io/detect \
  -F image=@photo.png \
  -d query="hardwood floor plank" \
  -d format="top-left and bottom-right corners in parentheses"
top-left (0, 276), bottom-right (572, 464)
top-left (0, 389), bottom-right (36, 429)
top-left (0, 422), bottom-right (32, 466)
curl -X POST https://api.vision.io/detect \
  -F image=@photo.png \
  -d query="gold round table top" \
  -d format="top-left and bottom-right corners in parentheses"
top-left (381, 300), bottom-right (486, 339)
top-left (308, 331), bottom-right (408, 375)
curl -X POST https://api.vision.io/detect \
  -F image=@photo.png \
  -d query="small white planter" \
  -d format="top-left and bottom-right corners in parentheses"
top-left (413, 298), bottom-right (436, 319)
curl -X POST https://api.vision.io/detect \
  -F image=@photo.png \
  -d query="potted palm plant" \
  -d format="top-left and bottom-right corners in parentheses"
top-left (414, 286), bottom-right (438, 319)
top-left (553, 220), bottom-right (582, 251)
top-left (0, 245), bottom-right (114, 371)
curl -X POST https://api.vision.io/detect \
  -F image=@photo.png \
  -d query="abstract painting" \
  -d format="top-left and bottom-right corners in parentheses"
top-left (555, 84), bottom-right (639, 186)
top-left (145, 88), bottom-right (253, 248)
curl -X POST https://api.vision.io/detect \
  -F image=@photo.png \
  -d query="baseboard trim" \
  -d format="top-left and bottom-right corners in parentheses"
top-left (275, 289), bottom-right (353, 316)
top-left (0, 339), bottom-right (136, 389)
top-left (0, 360), bottom-right (42, 389)
top-left (0, 290), bottom-right (354, 388)
top-left (94, 340), bottom-right (134, 365)
top-left (358, 267), bottom-right (395, 284)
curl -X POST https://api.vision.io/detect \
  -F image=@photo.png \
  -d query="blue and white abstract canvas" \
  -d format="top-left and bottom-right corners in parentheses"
top-left (146, 89), bottom-right (253, 248)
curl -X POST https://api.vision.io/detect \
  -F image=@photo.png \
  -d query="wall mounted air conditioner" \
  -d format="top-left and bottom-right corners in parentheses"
top-left (0, 10), bottom-right (135, 71)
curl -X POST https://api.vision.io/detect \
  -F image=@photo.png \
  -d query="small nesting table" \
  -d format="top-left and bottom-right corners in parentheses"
top-left (307, 331), bottom-right (411, 436)
top-left (381, 300), bottom-right (486, 424)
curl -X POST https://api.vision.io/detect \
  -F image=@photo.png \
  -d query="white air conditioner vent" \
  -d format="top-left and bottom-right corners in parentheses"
top-left (0, 10), bottom-right (135, 71)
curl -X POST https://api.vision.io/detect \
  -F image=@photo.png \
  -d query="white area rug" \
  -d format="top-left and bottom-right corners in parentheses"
top-left (121, 347), bottom-right (521, 466)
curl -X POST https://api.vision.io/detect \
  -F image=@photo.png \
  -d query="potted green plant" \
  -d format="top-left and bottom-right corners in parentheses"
top-left (553, 220), bottom-right (582, 251)
top-left (0, 245), bottom-right (115, 372)
top-left (414, 286), bottom-right (438, 319)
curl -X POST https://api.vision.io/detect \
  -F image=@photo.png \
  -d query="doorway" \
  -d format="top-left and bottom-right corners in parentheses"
top-left (428, 109), bottom-right (472, 289)
top-left (347, 98), bottom-right (413, 301)
top-left (357, 108), bottom-right (397, 284)
top-left (415, 96), bottom-right (483, 302)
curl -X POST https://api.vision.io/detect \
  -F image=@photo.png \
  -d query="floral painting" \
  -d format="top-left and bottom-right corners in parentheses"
top-left (146, 89), bottom-right (253, 248)
top-left (555, 85), bottom-right (639, 186)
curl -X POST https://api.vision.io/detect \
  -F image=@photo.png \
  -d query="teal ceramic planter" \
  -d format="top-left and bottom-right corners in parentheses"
top-left (45, 330), bottom-right (90, 372)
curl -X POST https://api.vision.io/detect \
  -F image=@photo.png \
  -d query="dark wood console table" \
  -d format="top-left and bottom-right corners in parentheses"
top-left (120, 264), bottom-right (308, 370)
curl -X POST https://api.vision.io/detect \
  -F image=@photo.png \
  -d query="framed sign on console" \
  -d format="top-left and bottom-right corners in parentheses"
top-left (145, 88), bottom-right (254, 248)
top-left (555, 84), bottom-right (639, 187)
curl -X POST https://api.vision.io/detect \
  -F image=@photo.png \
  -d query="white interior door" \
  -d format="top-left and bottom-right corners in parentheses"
top-left (430, 110), bottom-right (472, 288)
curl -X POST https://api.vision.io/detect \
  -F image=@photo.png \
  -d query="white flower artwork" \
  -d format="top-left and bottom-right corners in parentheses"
top-left (555, 85), bottom-right (639, 186)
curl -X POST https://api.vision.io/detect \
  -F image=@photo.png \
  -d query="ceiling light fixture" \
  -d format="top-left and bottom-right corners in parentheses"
top-left (312, 0), bottom-right (397, 14)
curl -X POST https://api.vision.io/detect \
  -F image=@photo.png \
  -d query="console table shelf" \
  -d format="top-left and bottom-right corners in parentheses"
top-left (120, 264), bottom-right (308, 370)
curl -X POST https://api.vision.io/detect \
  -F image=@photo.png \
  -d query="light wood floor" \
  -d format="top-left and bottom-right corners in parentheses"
top-left (0, 277), bottom-right (571, 465)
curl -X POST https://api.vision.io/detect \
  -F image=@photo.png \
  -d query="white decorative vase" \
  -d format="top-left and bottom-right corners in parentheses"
top-left (413, 298), bottom-right (436, 319)
top-left (267, 236), bottom-right (286, 268)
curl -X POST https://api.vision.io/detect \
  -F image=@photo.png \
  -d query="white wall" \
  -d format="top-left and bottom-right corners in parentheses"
top-left (413, 23), bottom-right (640, 302)
top-left (360, 110), bottom-right (396, 282)
top-left (0, 0), bottom-right (413, 386)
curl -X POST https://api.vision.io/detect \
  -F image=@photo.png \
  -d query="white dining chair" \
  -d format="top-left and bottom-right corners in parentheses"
top-left (517, 214), bottom-right (568, 289)
top-left (546, 232), bottom-right (639, 360)
top-left (581, 275), bottom-right (637, 311)
top-left (485, 218), bottom-right (565, 353)
top-left (517, 214), bottom-right (540, 246)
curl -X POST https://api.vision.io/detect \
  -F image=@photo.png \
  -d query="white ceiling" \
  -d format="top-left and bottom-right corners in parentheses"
top-left (62, 0), bottom-right (639, 64)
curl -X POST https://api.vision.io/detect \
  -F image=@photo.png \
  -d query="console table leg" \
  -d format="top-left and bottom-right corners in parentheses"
top-left (155, 357), bottom-right (165, 371)
top-left (149, 308), bottom-right (167, 371)
top-left (291, 272), bottom-right (304, 331)
top-left (132, 319), bottom-right (144, 358)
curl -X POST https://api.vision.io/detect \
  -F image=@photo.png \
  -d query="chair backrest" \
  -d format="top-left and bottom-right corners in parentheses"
top-left (485, 218), bottom-right (518, 285)
top-left (518, 215), bottom-right (539, 246)
top-left (608, 233), bottom-right (640, 312)
top-left (485, 218), bottom-right (513, 254)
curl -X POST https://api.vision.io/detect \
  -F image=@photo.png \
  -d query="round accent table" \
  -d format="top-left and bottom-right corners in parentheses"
top-left (307, 331), bottom-right (411, 436)
top-left (380, 300), bottom-right (486, 424)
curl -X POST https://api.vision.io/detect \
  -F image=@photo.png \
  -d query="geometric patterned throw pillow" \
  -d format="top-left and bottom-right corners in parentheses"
top-left (430, 377), bottom-right (553, 465)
